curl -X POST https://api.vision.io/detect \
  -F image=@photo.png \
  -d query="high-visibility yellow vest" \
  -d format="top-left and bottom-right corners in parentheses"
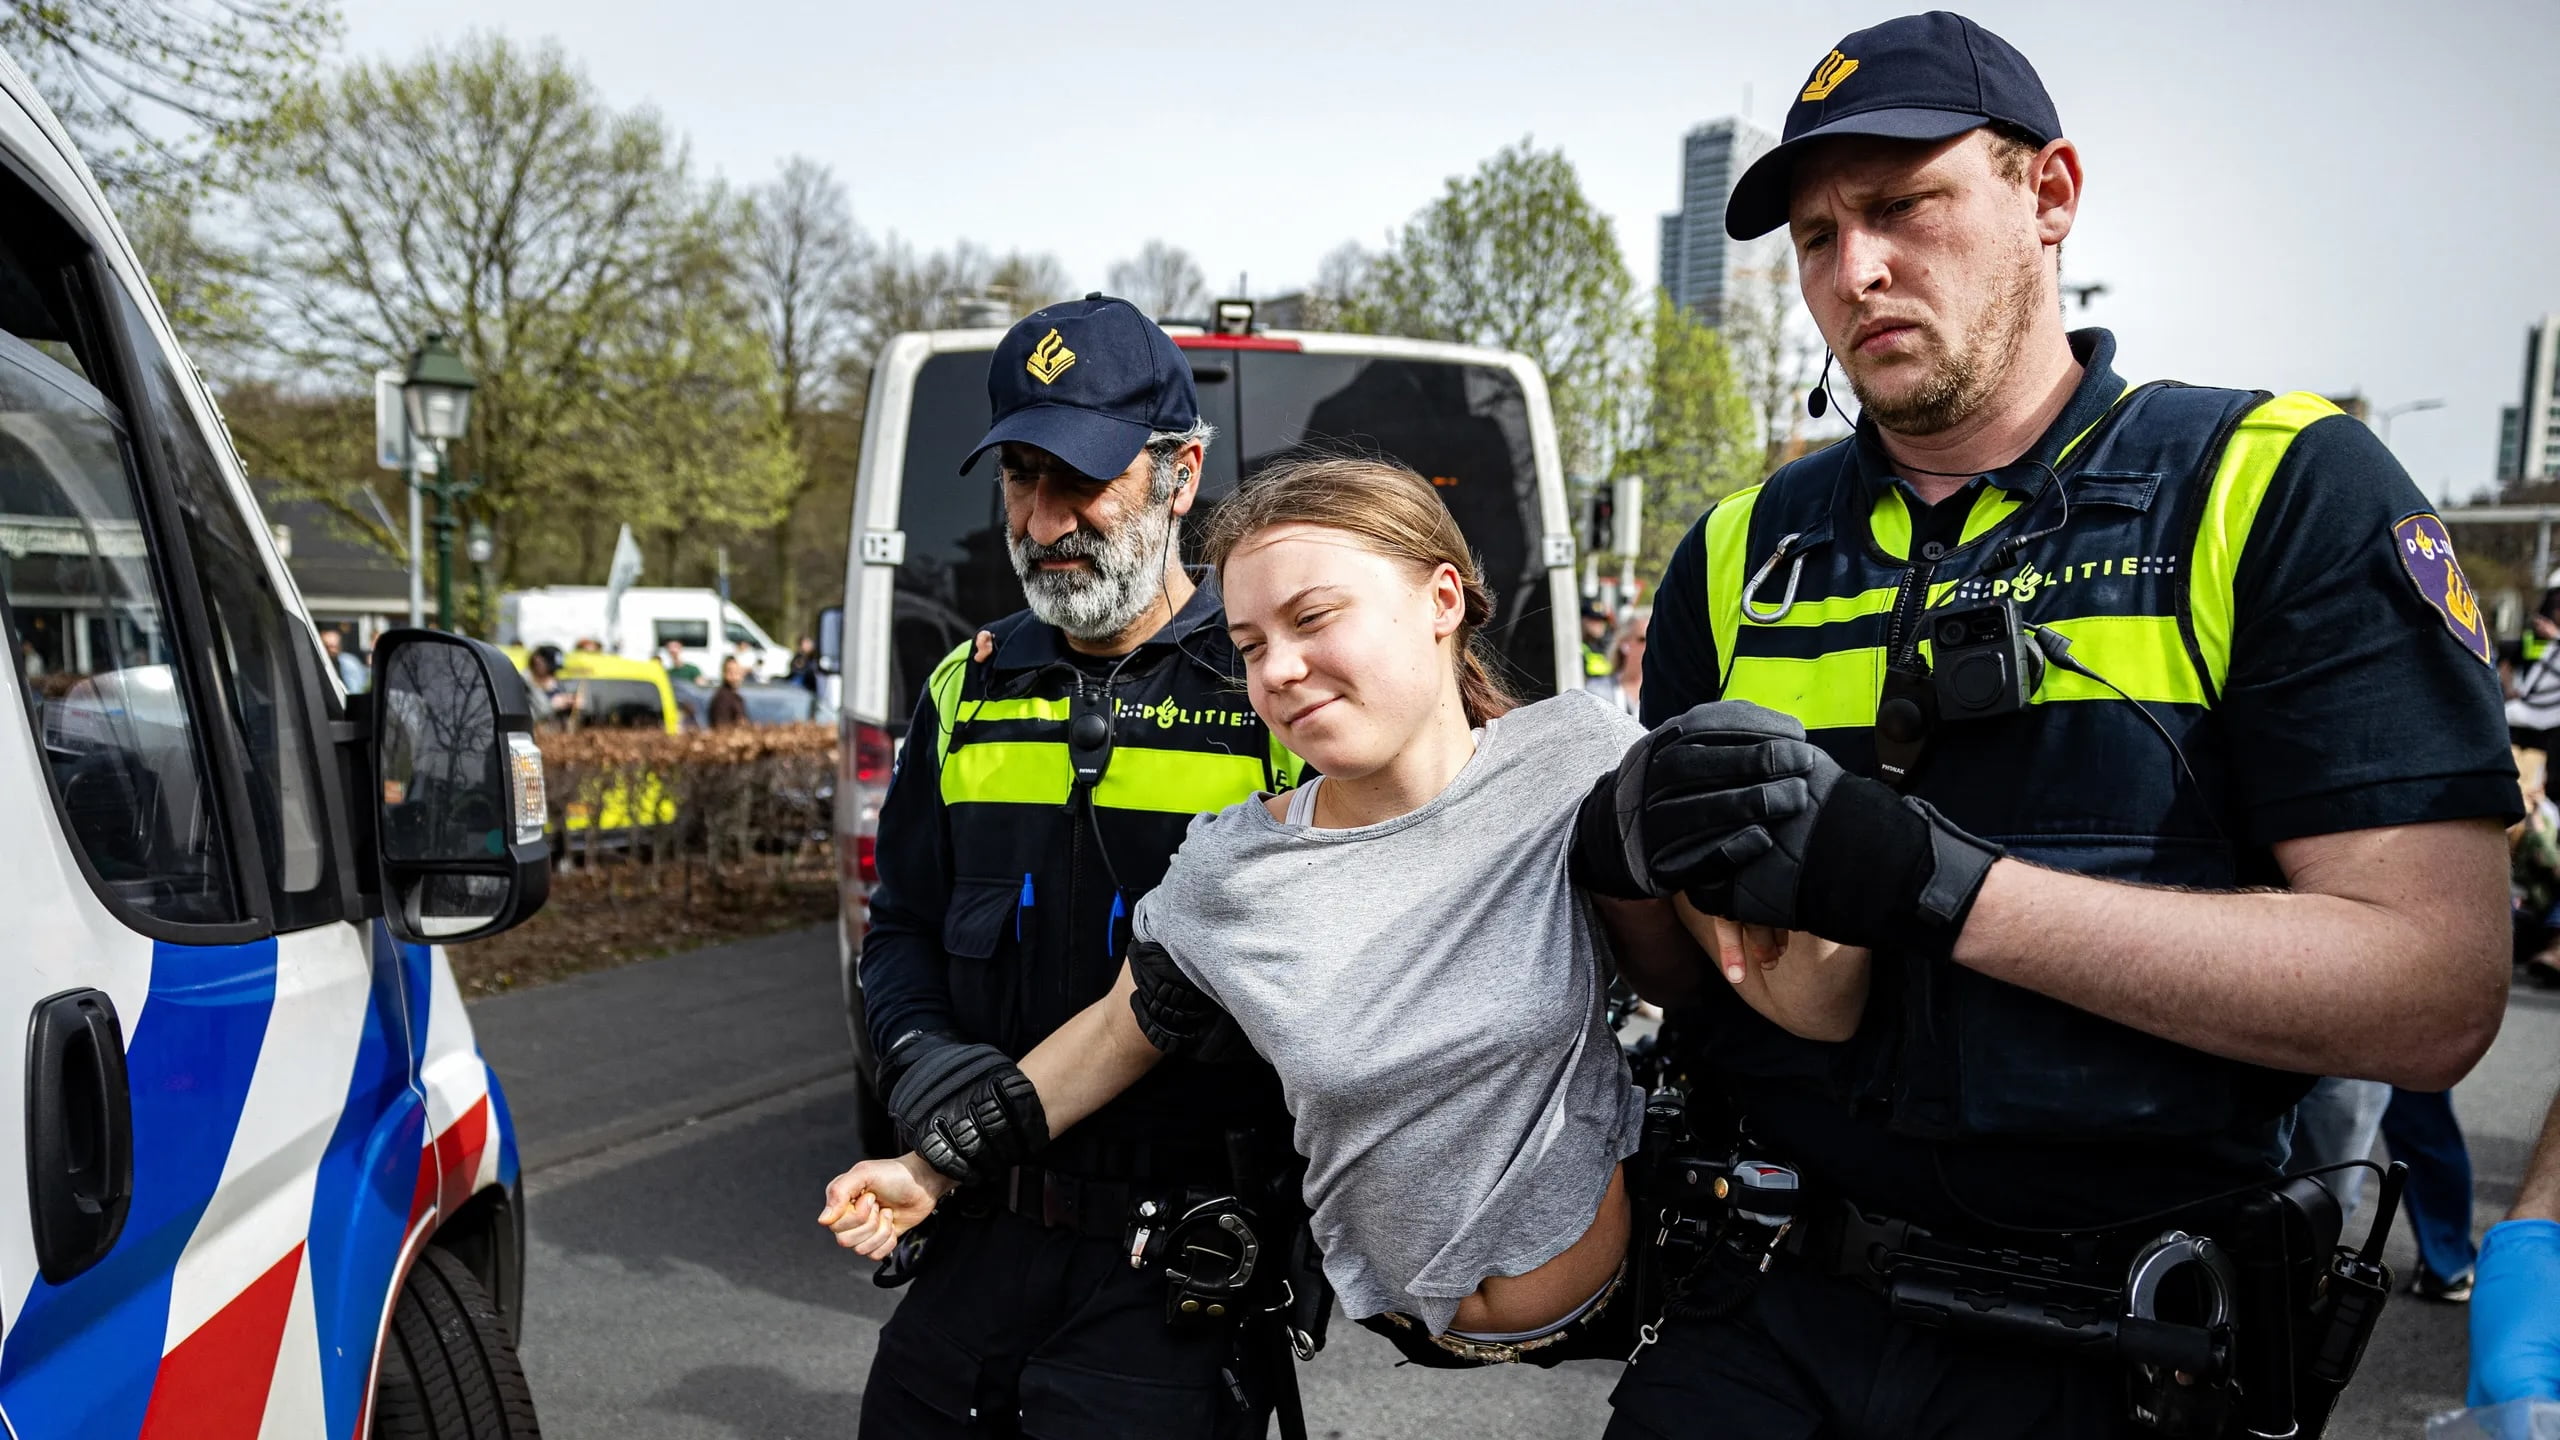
top-left (1702, 381), bottom-right (2337, 1142)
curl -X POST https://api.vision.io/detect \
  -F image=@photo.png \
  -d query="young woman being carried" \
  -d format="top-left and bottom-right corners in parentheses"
top-left (820, 456), bottom-right (1869, 1362)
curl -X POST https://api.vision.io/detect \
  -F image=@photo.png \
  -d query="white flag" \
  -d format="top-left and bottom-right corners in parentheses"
top-left (604, 524), bottom-right (644, 651)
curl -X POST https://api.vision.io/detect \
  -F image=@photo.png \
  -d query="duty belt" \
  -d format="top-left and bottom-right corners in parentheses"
top-left (1635, 1096), bottom-right (2400, 1439)
top-left (996, 1137), bottom-right (1251, 1239)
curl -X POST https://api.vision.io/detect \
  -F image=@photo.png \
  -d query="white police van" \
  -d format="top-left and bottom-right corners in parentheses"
top-left (823, 316), bottom-right (1582, 1152)
top-left (0, 51), bottom-right (551, 1439)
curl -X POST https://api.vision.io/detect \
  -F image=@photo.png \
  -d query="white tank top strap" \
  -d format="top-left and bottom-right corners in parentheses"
top-left (1282, 775), bottom-right (1324, 828)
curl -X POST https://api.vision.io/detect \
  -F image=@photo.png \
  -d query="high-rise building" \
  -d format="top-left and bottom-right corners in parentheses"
top-left (2507, 315), bottom-right (2560, 488)
top-left (1659, 118), bottom-right (1779, 328)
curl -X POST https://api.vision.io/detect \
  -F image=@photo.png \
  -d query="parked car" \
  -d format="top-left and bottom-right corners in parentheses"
top-left (0, 50), bottom-right (549, 1438)
top-left (821, 319), bottom-right (1582, 1156)
top-left (672, 678), bottom-right (831, 730)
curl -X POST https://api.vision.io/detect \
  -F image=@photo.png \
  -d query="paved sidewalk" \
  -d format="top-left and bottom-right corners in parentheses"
top-left (471, 924), bottom-right (850, 1172)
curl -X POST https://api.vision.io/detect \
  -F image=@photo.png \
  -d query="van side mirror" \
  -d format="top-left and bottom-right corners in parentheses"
top-left (368, 629), bottom-right (550, 944)
top-left (816, 605), bottom-right (843, 676)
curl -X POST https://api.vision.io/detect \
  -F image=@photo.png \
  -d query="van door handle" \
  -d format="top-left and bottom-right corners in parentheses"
top-left (26, 988), bottom-right (132, 1283)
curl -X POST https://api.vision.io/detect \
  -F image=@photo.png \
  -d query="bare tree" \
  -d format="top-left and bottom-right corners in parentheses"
top-left (1, 0), bottom-right (337, 195)
top-left (743, 157), bottom-right (868, 625)
top-left (1107, 240), bottom-right (1208, 319)
top-left (1722, 247), bottom-right (1824, 473)
top-left (1293, 241), bottom-right (1376, 330)
top-left (854, 235), bottom-right (989, 338)
top-left (745, 157), bottom-right (866, 429)
top-left (853, 238), bottom-right (1071, 338)
top-left (986, 249), bottom-right (1074, 316)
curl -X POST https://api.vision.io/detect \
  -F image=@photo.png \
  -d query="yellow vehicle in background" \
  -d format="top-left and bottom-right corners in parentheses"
top-left (505, 647), bottom-right (679, 830)
top-left (507, 647), bottom-right (681, 733)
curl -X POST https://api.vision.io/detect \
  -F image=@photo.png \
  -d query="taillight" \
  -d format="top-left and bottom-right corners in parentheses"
top-left (856, 834), bottom-right (879, 886)
top-left (855, 722), bottom-right (893, 785)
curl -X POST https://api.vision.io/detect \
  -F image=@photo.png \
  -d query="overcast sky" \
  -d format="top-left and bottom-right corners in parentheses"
top-left (340, 0), bottom-right (2559, 503)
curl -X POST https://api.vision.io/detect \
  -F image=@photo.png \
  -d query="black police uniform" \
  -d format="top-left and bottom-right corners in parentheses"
top-left (1591, 15), bottom-right (2519, 1433)
top-left (854, 294), bottom-right (1298, 1438)
top-left (1608, 329), bottom-right (2519, 1438)
top-left (857, 581), bottom-right (1296, 1438)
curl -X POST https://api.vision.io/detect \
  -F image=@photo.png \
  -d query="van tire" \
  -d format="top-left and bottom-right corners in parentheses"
top-left (373, 1246), bottom-right (542, 1440)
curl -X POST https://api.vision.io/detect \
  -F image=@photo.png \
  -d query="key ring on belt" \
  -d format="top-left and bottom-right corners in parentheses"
top-left (1741, 533), bottom-right (1807, 623)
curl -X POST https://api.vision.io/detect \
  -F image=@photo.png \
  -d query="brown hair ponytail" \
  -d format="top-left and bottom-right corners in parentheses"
top-left (1201, 455), bottom-right (1520, 726)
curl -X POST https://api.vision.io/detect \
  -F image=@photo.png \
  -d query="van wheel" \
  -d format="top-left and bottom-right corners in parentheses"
top-left (373, 1246), bottom-right (542, 1440)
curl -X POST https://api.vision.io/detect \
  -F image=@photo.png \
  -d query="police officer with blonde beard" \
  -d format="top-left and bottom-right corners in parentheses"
top-left (837, 297), bottom-right (1298, 1437)
top-left (1579, 13), bottom-right (2518, 1437)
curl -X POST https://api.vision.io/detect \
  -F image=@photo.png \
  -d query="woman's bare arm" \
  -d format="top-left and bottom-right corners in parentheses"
top-left (1672, 896), bottom-right (1870, 1043)
top-left (1592, 895), bottom-right (1710, 1005)
top-left (820, 962), bottom-right (1168, 1252)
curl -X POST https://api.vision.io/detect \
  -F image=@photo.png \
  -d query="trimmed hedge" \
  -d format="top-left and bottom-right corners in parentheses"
top-left (535, 721), bottom-right (837, 893)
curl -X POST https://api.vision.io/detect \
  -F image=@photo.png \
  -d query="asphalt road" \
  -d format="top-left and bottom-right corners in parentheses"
top-left (471, 926), bottom-right (2560, 1440)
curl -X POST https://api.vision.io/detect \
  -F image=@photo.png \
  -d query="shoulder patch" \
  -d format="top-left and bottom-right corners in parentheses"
top-left (2392, 513), bottom-right (2494, 665)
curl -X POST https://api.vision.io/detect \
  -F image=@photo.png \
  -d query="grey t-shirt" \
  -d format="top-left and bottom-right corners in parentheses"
top-left (1129, 689), bottom-right (1650, 1334)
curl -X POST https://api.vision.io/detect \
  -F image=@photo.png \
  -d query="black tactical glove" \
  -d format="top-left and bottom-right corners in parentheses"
top-left (1599, 701), bottom-right (2007, 952)
top-left (1127, 938), bottom-right (1256, 1063)
top-left (881, 1032), bottom-right (1049, 1186)
top-left (1571, 701), bottom-right (1826, 904)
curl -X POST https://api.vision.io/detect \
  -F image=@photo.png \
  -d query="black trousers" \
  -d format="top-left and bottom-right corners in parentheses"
top-left (1603, 1268), bottom-right (2136, 1440)
top-left (859, 1209), bottom-right (1274, 1440)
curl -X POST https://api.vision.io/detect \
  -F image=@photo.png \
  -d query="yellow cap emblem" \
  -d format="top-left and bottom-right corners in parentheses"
top-left (1026, 328), bottom-right (1077, 385)
top-left (1801, 49), bottom-right (1859, 102)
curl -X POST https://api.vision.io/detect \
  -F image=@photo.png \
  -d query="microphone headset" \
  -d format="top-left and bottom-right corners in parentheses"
top-left (1806, 351), bottom-right (1838, 419)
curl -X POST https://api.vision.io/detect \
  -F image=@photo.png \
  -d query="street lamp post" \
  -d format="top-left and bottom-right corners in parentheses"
top-left (466, 518), bottom-right (495, 639)
top-left (2377, 397), bottom-right (2445, 451)
top-left (402, 334), bottom-right (479, 631)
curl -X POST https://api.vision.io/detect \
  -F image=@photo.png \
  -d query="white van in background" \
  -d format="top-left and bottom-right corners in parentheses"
top-left (497, 585), bottom-right (796, 679)
top-left (821, 320), bottom-right (1582, 1153)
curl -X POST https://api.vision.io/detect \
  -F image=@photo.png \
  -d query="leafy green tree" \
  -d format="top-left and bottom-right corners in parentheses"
top-left (121, 186), bottom-right (258, 359)
top-left (1618, 294), bottom-right (1756, 581)
top-left (592, 224), bottom-right (800, 581)
top-left (1343, 139), bottom-right (1638, 476)
top-left (1, 0), bottom-right (337, 195)
top-left (238, 35), bottom-right (692, 583)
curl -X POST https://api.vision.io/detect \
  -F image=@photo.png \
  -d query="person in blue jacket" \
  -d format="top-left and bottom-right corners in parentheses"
top-left (2473, 1085), bottom-right (2560, 1407)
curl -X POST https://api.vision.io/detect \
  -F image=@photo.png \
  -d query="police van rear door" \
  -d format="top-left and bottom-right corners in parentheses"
top-left (1227, 336), bottom-right (1575, 698)
top-left (865, 332), bottom-right (1572, 735)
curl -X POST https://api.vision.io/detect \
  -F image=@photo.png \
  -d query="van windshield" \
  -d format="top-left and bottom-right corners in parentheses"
top-left (884, 345), bottom-right (1556, 732)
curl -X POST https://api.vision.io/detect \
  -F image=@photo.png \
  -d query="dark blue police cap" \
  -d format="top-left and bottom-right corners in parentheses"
top-left (963, 294), bottom-right (1197, 479)
top-left (1725, 11), bottom-right (2061, 241)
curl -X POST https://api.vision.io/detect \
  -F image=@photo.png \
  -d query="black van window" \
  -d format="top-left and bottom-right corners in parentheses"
top-left (120, 292), bottom-right (339, 931)
top-left (0, 325), bottom-right (236, 924)
top-left (571, 679), bottom-right (665, 729)
top-left (1234, 352), bottom-right (1554, 697)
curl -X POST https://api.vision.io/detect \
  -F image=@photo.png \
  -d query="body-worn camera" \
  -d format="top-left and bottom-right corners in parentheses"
top-left (1926, 597), bottom-right (2044, 721)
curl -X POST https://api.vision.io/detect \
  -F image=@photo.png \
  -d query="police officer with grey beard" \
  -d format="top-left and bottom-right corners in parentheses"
top-left (840, 297), bottom-right (1300, 1438)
